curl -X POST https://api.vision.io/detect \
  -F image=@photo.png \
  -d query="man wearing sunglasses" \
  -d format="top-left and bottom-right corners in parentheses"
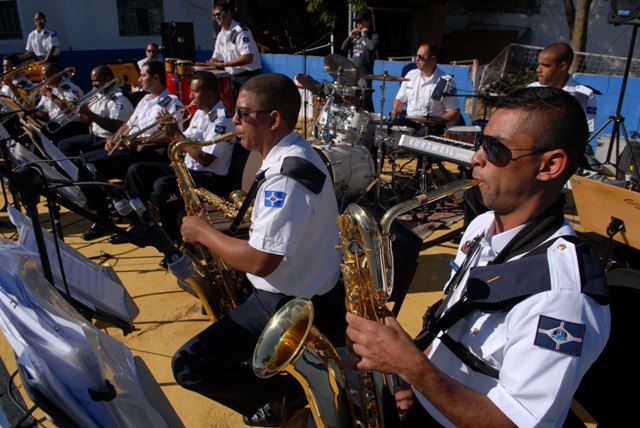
top-left (391, 42), bottom-right (460, 134)
top-left (174, 73), bottom-right (345, 427)
top-left (198, 1), bottom-right (262, 96)
top-left (137, 42), bottom-right (162, 71)
top-left (528, 43), bottom-right (596, 133)
top-left (347, 87), bottom-right (610, 427)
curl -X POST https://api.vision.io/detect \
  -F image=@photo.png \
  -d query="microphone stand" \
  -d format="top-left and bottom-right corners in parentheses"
top-left (295, 32), bottom-right (334, 140)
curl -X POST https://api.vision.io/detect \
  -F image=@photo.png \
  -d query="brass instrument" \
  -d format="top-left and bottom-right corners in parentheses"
top-left (108, 100), bottom-right (195, 155)
top-left (45, 77), bottom-right (120, 132)
top-left (0, 60), bottom-right (38, 81)
top-left (253, 178), bottom-right (478, 428)
top-left (168, 131), bottom-right (244, 322)
top-left (23, 67), bottom-right (76, 97)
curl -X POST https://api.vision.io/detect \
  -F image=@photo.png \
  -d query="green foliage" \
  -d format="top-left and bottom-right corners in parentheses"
top-left (305, 0), bottom-right (368, 26)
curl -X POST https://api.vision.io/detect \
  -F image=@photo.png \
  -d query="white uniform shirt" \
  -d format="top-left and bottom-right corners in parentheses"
top-left (183, 101), bottom-right (235, 176)
top-left (528, 77), bottom-right (597, 132)
top-left (125, 89), bottom-right (183, 138)
top-left (89, 86), bottom-right (134, 138)
top-left (25, 27), bottom-right (60, 58)
top-left (394, 67), bottom-right (459, 117)
top-left (0, 76), bottom-right (35, 103)
top-left (416, 212), bottom-right (611, 427)
top-left (36, 78), bottom-right (83, 123)
top-left (247, 133), bottom-right (341, 296)
top-left (212, 20), bottom-right (261, 76)
top-left (137, 54), bottom-right (163, 71)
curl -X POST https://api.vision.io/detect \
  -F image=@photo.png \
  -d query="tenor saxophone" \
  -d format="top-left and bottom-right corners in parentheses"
top-left (252, 178), bottom-right (478, 428)
top-left (168, 132), bottom-right (244, 322)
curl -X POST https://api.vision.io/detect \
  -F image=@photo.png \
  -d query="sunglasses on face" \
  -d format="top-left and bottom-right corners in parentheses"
top-left (416, 54), bottom-right (429, 61)
top-left (214, 11), bottom-right (224, 17)
top-left (474, 133), bottom-right (553, 164)
top-left (234, 107), bottom-right (271, 121)
top-left (147, 49), bottom-right (157, 53)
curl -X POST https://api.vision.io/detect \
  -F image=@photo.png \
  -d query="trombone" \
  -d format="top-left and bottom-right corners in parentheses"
top-left (108, 100), bottom-right (195, 155)
top-left (45, 77), bottom-right (120, 133)
top-left (22, 67), bottom-right (76, 99)
top-left (0, 60), bottom-right (38, 81)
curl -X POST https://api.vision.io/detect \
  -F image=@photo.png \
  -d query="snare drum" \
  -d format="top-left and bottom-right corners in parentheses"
top-left (164, 58), bottom-right (177, 74)
top-left (444, 126), bottom-right (482, 145)
top-left (388, 126), bottom-right (415, 150)
top-left (176, 60), bottom-right (194, 76)
top-left (315, 102), bottom-right (347, 141)
top-left (314, 143), bottom-right (375, 199)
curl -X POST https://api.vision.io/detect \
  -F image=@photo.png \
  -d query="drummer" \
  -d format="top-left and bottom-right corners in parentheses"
top-left (391, 43), bottom-right (460, 136)
top-left (197, 1), bottom-right (261, 96)
top-left (137, 42), bottom-right (163, 70)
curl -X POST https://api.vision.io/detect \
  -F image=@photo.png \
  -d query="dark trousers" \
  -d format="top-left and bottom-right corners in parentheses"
top-left (172, 284), bottom-right (346, 417)
top-left (126, 162), bottom-right (228, 240)
top-left (231, 69), bottom-right (261, 98)
top-left (58, 134), bottom-right (105, 158)
top-left (43, 121), bottom-right (89, 146)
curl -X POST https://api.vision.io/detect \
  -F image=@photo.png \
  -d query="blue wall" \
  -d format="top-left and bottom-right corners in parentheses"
top-left (5, 49), bottom-right (638, 138)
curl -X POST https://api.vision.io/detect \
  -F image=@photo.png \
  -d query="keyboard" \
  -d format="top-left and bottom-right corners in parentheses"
top-left (398, 134), bottom-right (474, 166)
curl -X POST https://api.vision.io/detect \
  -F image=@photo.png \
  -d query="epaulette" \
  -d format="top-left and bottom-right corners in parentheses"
top-left (158, 96), bottom-right (172, 108)
top-left (280, 156), bottom-right (326, 194)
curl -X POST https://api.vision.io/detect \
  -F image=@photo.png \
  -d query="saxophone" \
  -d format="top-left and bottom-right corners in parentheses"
top-left (168, 132), bottom-right (244, 322)
top-left (253, 178), bottom-right (478, 427)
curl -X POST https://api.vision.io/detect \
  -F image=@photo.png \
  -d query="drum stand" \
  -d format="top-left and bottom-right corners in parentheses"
top-left (374, 72), bottom-right (392, 204)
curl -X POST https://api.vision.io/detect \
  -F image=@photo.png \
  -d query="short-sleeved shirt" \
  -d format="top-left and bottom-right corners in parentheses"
top-left (183, 101), bottom-right (235, 176)
top-left (25, 27), bottom-right (60, 58)
top-left (0, 76), bottom-right (36, 104)
top-left (416, 212), bottom-right (611, 427)
top-left (394, 67), bottom-right (459, 117)
top-left (89, 86), bottom-right (134, 138)
top-left (36, 78), bottom-right (84, 123)
top-left (528, 77), bottom-right (597, 132)
top-left (212, 20), bottom-right (261, 76)
top-left (125, 89), bottom-right (183, 138)
top-left (247, 133), bottom-right (341, 297)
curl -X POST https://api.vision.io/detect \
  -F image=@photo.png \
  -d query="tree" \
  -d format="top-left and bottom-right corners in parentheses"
top-left (564, 0), bottom-right (592, 72)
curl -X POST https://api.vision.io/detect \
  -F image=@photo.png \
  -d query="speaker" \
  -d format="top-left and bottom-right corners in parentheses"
top-left (161, 22), bottom-right (196, 61)
top-left (608, 0), bottom-right (640, 25)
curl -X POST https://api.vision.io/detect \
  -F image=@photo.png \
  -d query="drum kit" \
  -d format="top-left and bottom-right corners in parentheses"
top-left (299, 53), bottom-right (463, 205)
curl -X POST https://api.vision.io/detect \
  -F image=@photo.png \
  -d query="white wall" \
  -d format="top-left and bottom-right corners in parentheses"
top-left (446, 0), bottom-right (640, 58)
top-left (0, 0), bottom-right (216, 55)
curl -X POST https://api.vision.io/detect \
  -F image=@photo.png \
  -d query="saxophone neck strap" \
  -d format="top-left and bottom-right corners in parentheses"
top-left (228, 169), bottom-right (266, 237)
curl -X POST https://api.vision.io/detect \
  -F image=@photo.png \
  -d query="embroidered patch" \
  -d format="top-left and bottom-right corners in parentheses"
top-left (242, 37), bottom-right (250, 43)
top-left (586, 106), bottom-right (597, 114)
top-left (214, 124), bottom-right (226, 134)
top-left (264, 190), bottom-right (286, 207)
top-left (461, 240), bottom-right (472, 254)
top-left (114, 103), bottom-right (124, 111)
top-left (534, 315), bottom-right (585, 357)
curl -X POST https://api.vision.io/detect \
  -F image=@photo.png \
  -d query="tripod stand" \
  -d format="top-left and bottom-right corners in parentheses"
top-left (588, 24), bottom-right (640, 181)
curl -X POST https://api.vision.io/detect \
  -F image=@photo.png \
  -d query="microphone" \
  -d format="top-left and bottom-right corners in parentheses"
top-left (330, 33), bottom-right (334, 54)
top-left (127, 197), bottom-right (195, 281)
top-left (84, 163), bottom-right (132, 217)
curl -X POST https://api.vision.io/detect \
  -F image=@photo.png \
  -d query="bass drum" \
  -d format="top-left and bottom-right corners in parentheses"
top-left (314, 143), bottom-right (375, 200)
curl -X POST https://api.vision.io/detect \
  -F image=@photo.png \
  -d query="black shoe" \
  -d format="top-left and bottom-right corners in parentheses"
top-left (81, 223), bottom-right (110, 241)
top-left (243, 402), bottom-right (281, 427)
top-left (108, 224), bottom-right (143, 244)
top-left (159, 257), bottom-right (168, 269)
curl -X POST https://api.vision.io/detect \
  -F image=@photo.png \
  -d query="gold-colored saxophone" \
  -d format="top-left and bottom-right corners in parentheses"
top-left (253, 178), bottom-right (478, 427)
top-left (168, 131), bottom-right (244, 322)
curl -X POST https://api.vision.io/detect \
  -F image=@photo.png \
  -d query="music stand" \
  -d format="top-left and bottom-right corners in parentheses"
top-left (104, 60), bottom-right (140, 92)
top-left (588, 24), bottom-right (640, 180)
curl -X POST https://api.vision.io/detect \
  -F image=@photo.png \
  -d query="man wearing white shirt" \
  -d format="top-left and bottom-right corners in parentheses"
top-left (18, 11), bottom-right (60, 63)
top-left (197, 1), bottom-right (261, 95)
top-left (137, 43), bottom-right (163, 71)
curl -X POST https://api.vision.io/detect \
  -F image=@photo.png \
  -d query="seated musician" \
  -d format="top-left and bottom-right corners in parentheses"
top-left (1, 54), bottom-right (38, 108)
top-left (78, 60), bottom-right (183, 241)
top-left (172, 73), bottom-right (345, 427)
top-left (391, 43), bottom-right (460, 136)
top-left (137, 42), bottom-right (163, 71)
top-left (58, 65), bottom-right (134, 157)
top-left (346, 87), bottom-right (610, 427)
top-left (31, 62), bottom-right (88, 142)
top-left (111, 71), bottom-right (235, 245)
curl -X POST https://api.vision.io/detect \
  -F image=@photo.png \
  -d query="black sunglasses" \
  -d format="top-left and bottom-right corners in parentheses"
top-left (234, 107), bottom-right (271, 121)
top-left (474, 133), bottom-right (554, 164)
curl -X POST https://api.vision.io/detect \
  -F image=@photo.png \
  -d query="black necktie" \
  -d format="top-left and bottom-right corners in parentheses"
top-left (228, 170), bottom-right (266, 237)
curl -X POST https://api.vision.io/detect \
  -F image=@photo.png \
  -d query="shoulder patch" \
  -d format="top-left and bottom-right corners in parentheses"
top-left (586, 106), bottom-right (597, 115)
top-left (214, 124), bottom-right (226, 134)
top-left (534, 315), bottom-right (585, 357)
top-left (280, 156), bottom-right (326, 194)
top-left (264, 190), bottom-right (286, 207)
top-left (208, 109), bottom-right (220, 122)
top-left (158, 96), bottom-right (171, 108)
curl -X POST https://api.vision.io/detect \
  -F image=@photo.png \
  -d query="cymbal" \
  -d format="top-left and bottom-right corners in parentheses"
top-left (363, 73), bottom-right (408, 82)
top-left (297, 74), bottom-right (323, 97)
top-left (406, 115), bottom-right (449, 125)
top-left (323, 54), bottom-right (359, 85)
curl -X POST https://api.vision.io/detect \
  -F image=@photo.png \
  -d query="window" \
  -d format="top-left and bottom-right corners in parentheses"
top-left (449, 0), bottom-right (542, 16)
top-left (0, 0), bottom-right (22, 40)
top-left (117, 0), bottom-right (163, 36)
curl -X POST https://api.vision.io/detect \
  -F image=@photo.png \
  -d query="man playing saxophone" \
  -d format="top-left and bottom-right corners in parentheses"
top-left (78, 60), bottom-right (183, 240)
top-left (110, 71), bottom-right (235, 245)
top-left (1, 54), bottom-right (38, 109)
top-left (57, 65), bottom-right (133, 157)
top-left (345, 88), bottom-right (610, 427)
top-left (173, 73), bottom-right (345, 427)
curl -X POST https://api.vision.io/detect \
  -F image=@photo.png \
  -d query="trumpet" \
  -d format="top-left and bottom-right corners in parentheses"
top-left (25, 67), bottom-right (76, 96)
top-left (45, 77), bottom-right (120, 132)
top-left (108, 100), bottom-right (195, 155)
top-left (0, 60), bottom-right (38, 81)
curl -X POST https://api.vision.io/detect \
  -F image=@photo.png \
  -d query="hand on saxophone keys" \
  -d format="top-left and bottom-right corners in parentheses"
top-left (180, 206), bottom-right (211, 246)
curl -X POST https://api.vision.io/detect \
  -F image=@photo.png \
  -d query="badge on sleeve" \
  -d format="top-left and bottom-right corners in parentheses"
top-left (586, 106), bottom-right (597, 114)
top-left (534, 315), bottom-right (585, 357)
top-left (214, 124), bottom-right (226, 134)
top-left (264, 190), bottom-right (286, 207)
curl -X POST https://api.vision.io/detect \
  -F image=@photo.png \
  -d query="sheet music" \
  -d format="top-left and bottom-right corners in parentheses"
top-left (34, 125), bottom-right (79, 180)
